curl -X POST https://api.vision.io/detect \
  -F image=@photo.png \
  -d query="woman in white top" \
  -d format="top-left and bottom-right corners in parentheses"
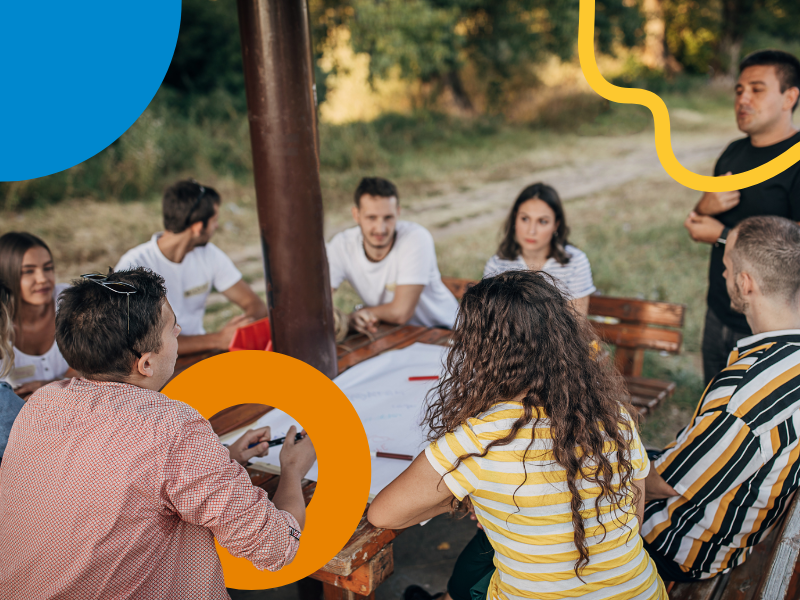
top-left (483, 183), bottom-right (596, 315)
top-left (0, 233), bottom-right (75, 397)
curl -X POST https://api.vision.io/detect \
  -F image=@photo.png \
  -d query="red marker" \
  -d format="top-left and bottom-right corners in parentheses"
top-left (372, 451), bottom-right (414, 461)
top-left (409, 376), bottom-right (439, 381)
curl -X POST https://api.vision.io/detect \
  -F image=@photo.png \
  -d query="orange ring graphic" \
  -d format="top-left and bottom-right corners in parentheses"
top-left (162, 350), bottom-right (371, 590)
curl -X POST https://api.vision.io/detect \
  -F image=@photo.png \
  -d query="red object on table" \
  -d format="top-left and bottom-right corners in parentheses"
top-left (228, 317), bottom-right (273, 352)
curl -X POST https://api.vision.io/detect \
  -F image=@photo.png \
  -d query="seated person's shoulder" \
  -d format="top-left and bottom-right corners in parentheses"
top-left (563, 244), bottom-right (589, 261)
top-left (116, 238), bottom-right (158, 270)
top-left (327, 226), bottom-right (361, 253)
top-left (103, 383), bottom-right (209, 436)
top-left (483, 253), bottom-right (522, 277)
top-left (395, 221), bottom-right (435, 248)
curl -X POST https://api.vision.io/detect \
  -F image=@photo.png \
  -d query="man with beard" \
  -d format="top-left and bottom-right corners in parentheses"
top-left (116, 180), bottom-right (267, 355)
top-left (327, 177), bottom-right (458, 334)
top-left (643, 216), bottom-right (800, 582)
top-left (684, 50), bottom-right (800, 385)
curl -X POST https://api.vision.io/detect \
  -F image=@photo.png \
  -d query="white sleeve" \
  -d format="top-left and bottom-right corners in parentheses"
top-left (483, 256), bottom-right (500, 278)
top-left (114, 250), bottom-right (138, 272)
top-left (326, 236), bottom-right (347, 290)
top-left (208, 244), bottom-right (242, 293)
top-left (397, 228), bottom-right (436, 286)
top-left (565, 249), bottom-right (596, 298)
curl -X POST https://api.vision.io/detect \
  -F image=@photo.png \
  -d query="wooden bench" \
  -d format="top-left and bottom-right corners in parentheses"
top-left (441, 277), bottom-right (686, 417)
top-left (668, 490), bottom-right (800, 599)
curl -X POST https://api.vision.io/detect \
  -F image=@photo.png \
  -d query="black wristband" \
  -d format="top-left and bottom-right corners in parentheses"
top-left (715, 226), bottom-right (730, 247)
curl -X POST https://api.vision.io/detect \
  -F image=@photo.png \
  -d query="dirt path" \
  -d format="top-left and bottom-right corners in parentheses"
top-left (215, 125), bottom-right (738, 302)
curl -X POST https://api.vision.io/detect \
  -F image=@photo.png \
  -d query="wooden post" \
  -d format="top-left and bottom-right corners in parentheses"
top-left (236, 0), bottom-right (337, 378)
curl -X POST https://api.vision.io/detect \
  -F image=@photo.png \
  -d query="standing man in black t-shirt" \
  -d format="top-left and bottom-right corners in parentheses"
top-left (684, 49), bottom-right (800, 385)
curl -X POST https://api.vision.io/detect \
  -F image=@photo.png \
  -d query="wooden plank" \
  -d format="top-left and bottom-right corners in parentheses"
top-left (593, 322), bottom-right (683, 353)
top-left (337, 326), bottom-right (428, 373)
top-left (395, 327), bottom-right (451, 349)
top-left (441, 276), bottom-right (476, 300)
top-left (669, 576), bottom-right (724, 600)
top-left (589, 296), bottom-right (686, 328)
top-left (718, 528), bottom-right (778, 600)
top-left (209, 403), bottom-right (273, 436)
top-left (315, 544), bottom-right (394, 595)
top-left (755, 492), bottom-right (800, 599)
top-left (625, 377), bottom-right (675, 407)
top-left (337, 323), bottom-right (406, 358)
top-left (323, 513), bottom-right (402, 576)
top-left (615, 347), bottom-right (645, 377)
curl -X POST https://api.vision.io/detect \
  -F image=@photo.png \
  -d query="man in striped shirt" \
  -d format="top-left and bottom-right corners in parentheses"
top-left (642, 215), bottom-right (800, 582)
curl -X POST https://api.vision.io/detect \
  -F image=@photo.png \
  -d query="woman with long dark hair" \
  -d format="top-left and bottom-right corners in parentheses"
top-left (368, 270), bottom-right (666, 600)
top-left (484, 183), bottom-right (595, 315)
top-left (0, 233), bottom-right (75, 397)
top-left (0, 280), bottom-right (25, 464)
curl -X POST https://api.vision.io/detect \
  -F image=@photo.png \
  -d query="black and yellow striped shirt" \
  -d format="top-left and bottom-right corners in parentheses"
top-left (643, 330), bottom-right (800, 578)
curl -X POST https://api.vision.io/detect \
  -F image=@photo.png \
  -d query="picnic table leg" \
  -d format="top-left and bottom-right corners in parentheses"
top-left (322, 583), bottom-right (375, 600)
top-left (315, 544), bottom-right (394, 600)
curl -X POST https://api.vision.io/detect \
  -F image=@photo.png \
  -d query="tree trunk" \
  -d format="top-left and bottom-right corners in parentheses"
top-left (642, 0), bottom-right (666, 71)
top-left (718, 0), bottom-right (756, 78)
top-left (444, 69), bottom-right (474, 112)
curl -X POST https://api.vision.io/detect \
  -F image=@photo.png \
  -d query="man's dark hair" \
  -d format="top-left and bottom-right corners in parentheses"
top-left (731, 216), bottom-right (800, 304)
top-left (56, 268), bottom-right (168, 379)
top-left (354, 177), bottom-right (399, 207)
top-left (163, 179), bottom-right (221, 233)
top-left (739, 49), bottom-right (800, 112)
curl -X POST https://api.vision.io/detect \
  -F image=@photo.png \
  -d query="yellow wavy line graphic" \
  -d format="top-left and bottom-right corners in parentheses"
top-left (578, 0), bottom-right (800, 192)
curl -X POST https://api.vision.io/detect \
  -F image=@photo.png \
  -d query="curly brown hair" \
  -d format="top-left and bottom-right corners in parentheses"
top-left (423, 269), bottom-right (639, 576)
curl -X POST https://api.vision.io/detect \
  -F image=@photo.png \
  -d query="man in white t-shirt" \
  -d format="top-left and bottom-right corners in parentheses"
top-left (116, 180), bottom-right (268, 355)
top-left (327, 177), bottom-right (458, 333)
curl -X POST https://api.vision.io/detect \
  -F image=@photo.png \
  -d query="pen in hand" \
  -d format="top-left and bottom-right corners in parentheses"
top-left (248, 432), bottom-right (305, 450)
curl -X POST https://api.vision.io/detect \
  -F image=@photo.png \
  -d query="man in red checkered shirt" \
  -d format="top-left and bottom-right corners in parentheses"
top-left (0, 268), bottom-right (316, 599)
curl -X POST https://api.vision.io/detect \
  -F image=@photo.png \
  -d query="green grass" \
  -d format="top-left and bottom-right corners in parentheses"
top-left (429, 170), bottom-right (713, 448)
top-left (2, 77), bottom-right (733, 212)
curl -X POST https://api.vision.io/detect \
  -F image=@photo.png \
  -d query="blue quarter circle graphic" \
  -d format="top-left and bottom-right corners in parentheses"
top-left (0, 2), bottom-right (181, 181)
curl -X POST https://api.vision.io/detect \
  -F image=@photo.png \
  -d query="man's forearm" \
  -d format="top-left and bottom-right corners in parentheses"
top-left (695, 192), bottom-right (716, 216)
top-left (645, 467), bottom-right (679, 502)
top-left (367, 302), bottom-right (413, 325)
top-left (272, 468), bottom-right (307, 530)
top-left (177, 333), bottom-right (222, 356)
top-left (243, 301), bottom-right (269, 321)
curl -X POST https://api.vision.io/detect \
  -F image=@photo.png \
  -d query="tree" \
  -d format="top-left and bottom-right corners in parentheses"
top-left (663, 0), bottom-right (800, 78)
top-left (323, 0), bottom-right (644, 111)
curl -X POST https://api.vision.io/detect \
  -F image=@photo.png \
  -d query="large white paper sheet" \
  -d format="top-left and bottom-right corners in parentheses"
top-left (221, 342), bottom-right (447, 499)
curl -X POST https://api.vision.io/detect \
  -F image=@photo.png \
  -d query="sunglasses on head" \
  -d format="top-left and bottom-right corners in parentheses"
top-left (81, 273), bottom-right (141, 358)
top-left (82, 271), bottom-right (136, 321)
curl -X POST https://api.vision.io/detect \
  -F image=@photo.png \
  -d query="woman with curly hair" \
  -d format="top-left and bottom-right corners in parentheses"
top-left (483, 183), bottom-right (595, 315)
top-left (368, 270), bottom-right (666, 600)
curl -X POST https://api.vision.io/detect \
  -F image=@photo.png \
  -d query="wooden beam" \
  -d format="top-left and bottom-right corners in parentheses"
top-left (236, 0), bottom-right (338, 377)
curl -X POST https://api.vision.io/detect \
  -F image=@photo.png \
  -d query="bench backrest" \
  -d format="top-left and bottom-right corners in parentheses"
top-left (441, 277), bottom-right (686, 377)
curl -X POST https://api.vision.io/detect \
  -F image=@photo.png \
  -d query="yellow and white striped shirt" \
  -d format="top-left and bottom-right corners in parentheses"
top-left (426, 401), bottom-right (667, 600)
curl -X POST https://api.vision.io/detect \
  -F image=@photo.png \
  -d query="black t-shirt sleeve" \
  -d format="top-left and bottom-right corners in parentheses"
top-left (789, 169), bottom-right (800, 221)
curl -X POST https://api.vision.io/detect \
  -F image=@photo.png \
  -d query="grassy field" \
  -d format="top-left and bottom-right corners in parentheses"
top-left (2, 80), bottom-right (736, 448)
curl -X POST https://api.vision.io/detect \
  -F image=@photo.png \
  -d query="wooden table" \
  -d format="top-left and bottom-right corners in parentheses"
top-left (173, 323), bottom-right (452, 600)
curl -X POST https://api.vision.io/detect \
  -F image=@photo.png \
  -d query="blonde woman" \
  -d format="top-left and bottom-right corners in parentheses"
top-left (0, 232), bottom-right (76, 397)
top-left (0, 280), bottom-right (25, 464)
